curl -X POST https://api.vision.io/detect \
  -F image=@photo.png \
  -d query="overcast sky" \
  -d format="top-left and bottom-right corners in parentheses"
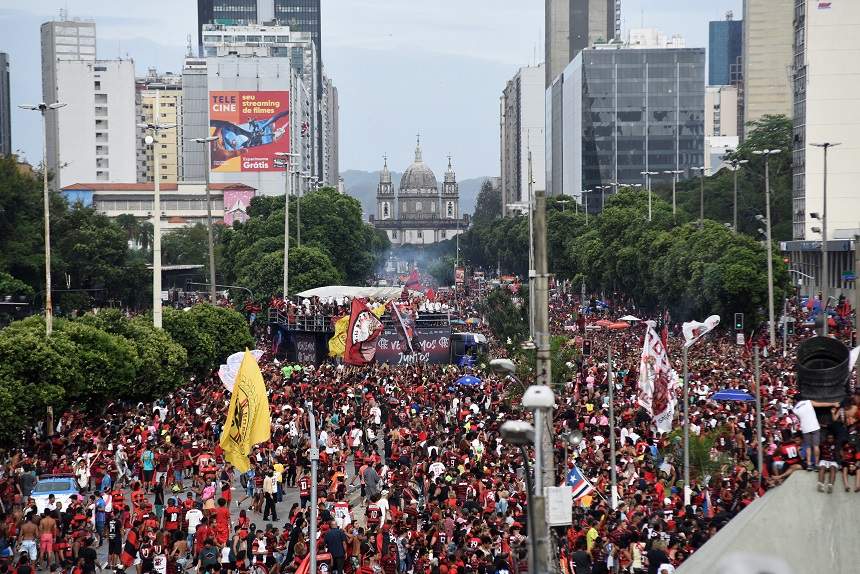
top-left (2, 0), bottom-right (741, 179)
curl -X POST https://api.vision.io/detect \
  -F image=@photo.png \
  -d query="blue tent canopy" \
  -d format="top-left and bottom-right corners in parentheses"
top-left (711, 389), bottom-right (755, 402)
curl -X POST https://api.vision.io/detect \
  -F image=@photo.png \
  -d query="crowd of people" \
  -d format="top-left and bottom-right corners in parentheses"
top-left (0, 282), bottom-right (857, 574)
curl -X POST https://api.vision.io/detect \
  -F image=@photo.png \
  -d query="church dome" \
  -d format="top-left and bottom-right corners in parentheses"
top-left (400, 140), bottom-right (438, 191)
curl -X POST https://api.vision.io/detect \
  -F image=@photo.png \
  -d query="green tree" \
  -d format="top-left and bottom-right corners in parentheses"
top-left (479, 288), bottom-right (527, 350)
top-left (161, 223), bottom-right (224, 282)
top-left (472, 179), bottom-right (502, 225)
top-left (427, 255), bottom-right (456, 286)
top-left (163, 307), bottom-right (216, 376)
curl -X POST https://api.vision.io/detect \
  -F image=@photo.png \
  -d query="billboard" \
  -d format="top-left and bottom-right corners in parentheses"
top-left (223, 187), bottom-right (256, 226)
top-left (375, 327), bottom-right (451, 365)
top-left (209, 91), bottom-right (290, 172)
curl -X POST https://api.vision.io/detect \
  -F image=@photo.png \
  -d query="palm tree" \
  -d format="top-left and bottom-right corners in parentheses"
top-left (138, 221), bottom-right (154, 253)
top-left (115, 214), bottom-right (141, 248)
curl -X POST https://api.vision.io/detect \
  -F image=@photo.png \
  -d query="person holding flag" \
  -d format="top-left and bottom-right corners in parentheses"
top-left (219, 350), bottom-right (271, 473)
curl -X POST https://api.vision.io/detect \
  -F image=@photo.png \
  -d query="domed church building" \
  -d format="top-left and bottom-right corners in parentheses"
top-left (372, 136), bottom-right (468, 245)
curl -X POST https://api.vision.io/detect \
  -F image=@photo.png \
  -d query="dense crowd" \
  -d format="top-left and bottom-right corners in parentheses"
top-left (0, 284), bottom-right (858, 574)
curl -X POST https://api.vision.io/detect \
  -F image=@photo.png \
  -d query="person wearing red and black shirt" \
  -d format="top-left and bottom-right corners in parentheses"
top-left (163, 499), bottom-right (183, 533)
top-left (817, 433), bottom-right (840, 493)
top-left (298, 473), bottom-right (311, 509)
top-left (841, 441), bottom-right (859, 492)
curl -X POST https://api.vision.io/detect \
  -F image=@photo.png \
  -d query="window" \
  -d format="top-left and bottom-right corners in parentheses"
top-left (440, 230), bottom-right (446, 239)
top-left (94, 81), bottom-right (101, 90)
top-left (161, 155), bottom-right (167, 159)
top-left (417, 230), bottom-right (423, 239)
top-left (416, 201), bottom-right (422, 211)
top-left (447, 202), bottom-right (454, 218)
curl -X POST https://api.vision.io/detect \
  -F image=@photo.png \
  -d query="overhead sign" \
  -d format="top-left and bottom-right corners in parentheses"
top-left (842, 271), bottom-right (856, 281)
top-left (209, 91), bottom-right (290, 172)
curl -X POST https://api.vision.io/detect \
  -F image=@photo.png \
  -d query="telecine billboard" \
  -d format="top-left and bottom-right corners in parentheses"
top-left (209, 91), bottom-right (290, 172)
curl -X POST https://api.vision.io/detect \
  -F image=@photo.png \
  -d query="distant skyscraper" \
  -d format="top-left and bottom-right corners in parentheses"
top-left (546, 46), bottom-right (705, 207)
top-left (40, 18), bottom-right (97, 183)
top-left (500, 64), bottom-right (545, 214)
top-left (546, 0), bottom-right (619, 87)
top-left (0, 53), bottom-right (10, 156)
top-left (742, 0), bottom-right (793, 136)
top-left (709, 12), bottom-right (743, 86)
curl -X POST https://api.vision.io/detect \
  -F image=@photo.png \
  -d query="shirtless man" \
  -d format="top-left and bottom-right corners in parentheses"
top-left (38, 510), bottom-right (58, 570)
top-left (18, 515), bottom-right (39, 564)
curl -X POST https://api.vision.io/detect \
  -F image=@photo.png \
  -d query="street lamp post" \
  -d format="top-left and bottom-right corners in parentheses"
top-left (640, 171), bottom-right (658, 222)
top-left (691, 167), bottom-right (707, 228)
top-left (753, 149), bottom-right (782, 347)
top-left (810, 142), bottom-right (840, 336)
top-left (595, 185), bottom-right (611, 212)
top-left (275, 152), bottom-right (300, 298)
top-left (190, 136), bottom-right (220, 305)
top-left (725, 156), bottom-right (749, 232)
top-left (582, 190), bottom-right (591, 225)
top-left (138, 92), bottom-right (176, 329)
top-left (499, 420), bottom-right (538, 574)
top-left (557, 199), bottom-right (570, 212)
top-left (19, 101), bottom-right (67, 337)
top-left (305, 401), bottom-right (320, 574)
top-left (663, 169), bottom-right (683, 223)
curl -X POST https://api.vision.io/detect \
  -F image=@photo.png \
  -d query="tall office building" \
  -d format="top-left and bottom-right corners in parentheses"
top-left (709, 12), bottom-right (743, 86)
top-left (704, 85), bottom-right (739, 172)
top-left (136, 70), bottom-right (183, 183)
top-left (742, 0), bottom-right (793, 136)
top-left (0, 53), bottom-right (10, 156)
top-left (40, 17), bottom-right (97, 184)
top-left (500, 64), bottom-right (546, 214)
top-left (181, 57), bottom-right (209, 182)
top-left (546, 0), bottom-right (619, 87)
top-left (322, 75), bottom-right (339, 186)
top-left (546, 46), bottom-right (705, 208)
top-left (54, 59), bottom-right (137, 187)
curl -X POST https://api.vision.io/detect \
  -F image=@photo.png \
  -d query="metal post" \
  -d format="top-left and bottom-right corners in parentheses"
top-left (733, 165), bottom-right (739, 232)
top-left (682, 345), bottom-right (690, 505)
top-left (307, 404), bottom-right (319, 574)
top-left (648, 174), bottom-right (652, 222)
top-left (533, 410), bottom-right (543, 494)
top-left (528, 151), bottom-right (535, 341)
top-left (153, 91), bottom-right (163, 329)
top-left (699, 169), bottom-right (705, 228)
top-left (41, 109), bottom-right (53, 336)
top-left (782, 298), bottom-right (788, 358)
top-left (297, 177), bottom-right (302, 248)
top-left (821, 145), bottom-right (829, 336)
top-left (764, 156), bottom-right (776, 347)
top-left (672, 174), bottom-right (677, 222)
top-left (754, 344), bottom-right (764, 475)
top-left (203, 141), bottom-right (217, 305)
top-left (855, 229), bottom-right (860, 388)
top-left (608, 346), bottom-right (618, 509)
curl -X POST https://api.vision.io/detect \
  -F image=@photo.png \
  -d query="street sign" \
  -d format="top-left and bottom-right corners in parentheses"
top-left (736, 333), bottom-right (745, 346)
top-left (545, 486), bottom-right (573, 525)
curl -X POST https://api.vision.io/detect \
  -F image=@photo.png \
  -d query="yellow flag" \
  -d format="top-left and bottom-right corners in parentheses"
top-left (328, 315), bottom-right (349, 357)
top-left (219, 350), bottom-right (271, 473)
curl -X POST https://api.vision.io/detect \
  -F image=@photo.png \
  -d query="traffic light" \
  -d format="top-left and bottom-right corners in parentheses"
top-left (582, 339), bottom-right (592, 357)
top-left (787, 319), bottom-right (795, 335)
top-left (734, 313), bottom-right (744, 331)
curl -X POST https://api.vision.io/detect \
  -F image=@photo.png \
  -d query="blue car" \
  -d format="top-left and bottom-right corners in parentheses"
top-left (32, 474), bottom-right (79, 514)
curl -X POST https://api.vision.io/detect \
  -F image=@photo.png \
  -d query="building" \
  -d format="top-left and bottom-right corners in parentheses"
top-left (742, 0), bottom-right (794, 136)
top-left (0, 53), bottom-right (10, 155)
top-left (546, 46), bottom-right (705, 208)
top-left (626, 28), bottom-right (686, 49)
top-left (40, 17), bottom-right (97, 184)
top-left (136, 69), bottom-right (183, 183)
top-left (61, 181), bottom-right (256, 231)
top-left (704, 85), bottom-right (739, 172)
top-left (546, 0), bottom-right (620, 87)
top-left (500, 64), bottom-right (546, 215)
top-left (372, 139), bottom-right (468, 245)
top-left (185, 23), bottom-right (319, 194)
top-left (53, 59), bottom-right (137, 188)
top-left (783, 0), bottom-right (860, 301)
top-left (709, 12), bottom-right (743, 86)
top-left (322, 74), bottom-right (339, 186)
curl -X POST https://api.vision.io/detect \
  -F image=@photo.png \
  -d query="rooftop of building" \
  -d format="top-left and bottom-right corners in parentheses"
top-left (62, 182), bottom-right (256, 192)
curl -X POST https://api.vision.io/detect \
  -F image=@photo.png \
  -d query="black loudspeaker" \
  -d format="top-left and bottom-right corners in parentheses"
top-left (795, 336), bottom-right (850, 403)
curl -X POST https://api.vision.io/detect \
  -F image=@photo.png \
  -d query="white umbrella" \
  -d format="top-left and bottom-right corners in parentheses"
top-left (618, 315), bottom-right (642, 322)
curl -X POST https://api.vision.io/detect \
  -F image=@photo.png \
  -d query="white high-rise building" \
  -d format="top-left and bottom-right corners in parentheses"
top-left (500, 64), bottom-right (546, 215)
top-left (54, 59), bottom-right (137, 188)
top-left (40, 17), bottom-right (96, 186)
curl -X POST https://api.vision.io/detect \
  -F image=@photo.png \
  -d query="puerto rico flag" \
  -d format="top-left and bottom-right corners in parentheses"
top-left (566, 465), bottom-right (595, 500)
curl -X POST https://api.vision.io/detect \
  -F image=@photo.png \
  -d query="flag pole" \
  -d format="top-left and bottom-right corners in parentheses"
top-left (608, 345), bottom-right (618, 509)
top-left (683, 344), bottom-right (690, 506)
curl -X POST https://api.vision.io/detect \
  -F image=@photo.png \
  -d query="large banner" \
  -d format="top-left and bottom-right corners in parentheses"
top-left (376, 327), bottom-right (451, 365)
top-left (223, 187), bottom-right (256, 225)
top-left (209, 91), bottom-right (290, 172)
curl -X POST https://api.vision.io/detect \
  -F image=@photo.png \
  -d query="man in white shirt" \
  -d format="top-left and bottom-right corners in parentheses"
top-left (185, 506), bottom-right (204, 547)
top-left (792, 399), bottom-right (840, 469)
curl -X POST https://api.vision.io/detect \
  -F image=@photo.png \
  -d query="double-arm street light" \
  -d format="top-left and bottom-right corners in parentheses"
top-left (640, 171), bottom-right (659, 221)
top-left (663, 169), bottom-right (683, 223)
top-left (690, 166), bottom-right (707, 228)
top-left (752, 148), bottom-right (782, 347)
top-left (724, 155), bottom-right (749, 232)
top-left (138, 94), bottom-right (177, 329)
top-left (189, 136), bottom-right (219, 305)
top-left (274, 152), bottom-right (301, 298)
top-left (19, 101), bottom-right (67, 337)
top-left (595, 185), bottom-right (612, 211)
top-left (810, 142), bottom-right (840, 336)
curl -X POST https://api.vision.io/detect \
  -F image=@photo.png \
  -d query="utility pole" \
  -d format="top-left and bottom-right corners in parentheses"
top-left (19, 101), bottom-right (67, 336)
top-left (191, 136), bottom-right (219, 304)
top-left (754, 149), bottom-right (781, 347)
top-left (528, 151), bottom-right (535, 342)
top-left (691, 166), bottom-right (707, 228)
top-left (811, 143), bottom-right (839, 336)
top-left (726, 157), bottom-right (748, 232)
top-left (307, 402), bottom-right (320, 574)
top-left (664, 170), bottom-right (683, 224)
top-left (275, 152), bottom-right (300, 298)
top-left (533, 191), bottom-right (555, 572)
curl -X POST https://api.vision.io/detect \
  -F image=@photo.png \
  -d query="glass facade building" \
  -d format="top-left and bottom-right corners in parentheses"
top-left (708, 18), bottom-right (743, 86)
top-left (546, 47), bottom-right (705, 210)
